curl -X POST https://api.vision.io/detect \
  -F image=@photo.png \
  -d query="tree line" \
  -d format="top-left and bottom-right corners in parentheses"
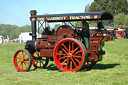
top-left (0, 24), bottom-right (31, 40)
top-left (89, 0), bottom-right (128, 28)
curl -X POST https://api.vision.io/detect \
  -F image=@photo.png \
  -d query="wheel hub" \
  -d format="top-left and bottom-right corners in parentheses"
top-left (67, 53), bottom-right (72, 58)
top-left (21, 59), bottom-right (24, 63)
top-left (21, 59), bottom-right (24, 61)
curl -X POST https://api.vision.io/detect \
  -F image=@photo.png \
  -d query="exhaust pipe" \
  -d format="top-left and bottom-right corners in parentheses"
top-left (30, 10), bottom-right (37, 41)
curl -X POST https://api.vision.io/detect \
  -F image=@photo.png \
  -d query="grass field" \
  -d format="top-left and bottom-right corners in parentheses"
top-left (0, 39), bottom-right (128, 85)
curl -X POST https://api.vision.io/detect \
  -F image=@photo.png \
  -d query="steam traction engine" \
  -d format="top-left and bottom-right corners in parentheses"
top-left (13, 10), bottom-right (113, 72)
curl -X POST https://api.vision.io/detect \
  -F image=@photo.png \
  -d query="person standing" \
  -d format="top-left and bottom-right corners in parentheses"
top-left (82, 20), bottom-right (90, 49)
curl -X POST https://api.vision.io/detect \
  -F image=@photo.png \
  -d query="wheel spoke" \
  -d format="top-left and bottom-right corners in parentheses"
top-left (41, 61), bottom-right (44, 66)
top-left (36, 61), bottom-right (38, 65)
top-left (18, 64), bottom-right (22, 68)
top-left (35, 51), bottom-right (39, 56)
top-left (22, 51), bottom-right (24, 58)
top-left (22, 63), bottom-right (23, 70)
top-left (73, 47), bottom-right (79, 53)
top-left (18, 54), bottom-right (21, 59)
top-left (61, 58), bottom-right (68, 65)
top-left (70, 61), bottom-right (72, 69)
top-left (73, 55), bottom-right (82, 58)
top-left (71, 58), bottom-right (77, 67)
top-left (16, 61), bottom-right (21, 63)
top-left (23, 53), bottom-right (27, 59)
top-left (24, 63), bottom-right (28, 69)
top-left (74, 50), bottom-right (82, 54)
top-left (74, 57), bottom-right (80, 64)
top-left (24, 61), bottom-right (29, 64)
top-left (59, 56), bottom-right (67, 60)
top-left (57, 53), bottom-right (67, 56)
top-left (62, 48), bottom-right (68, 54)
top-left (16, 57), bottom-right (21, 59)
top-left (40, 61), bottom-right (41, 67)
top-left (72, 42), bottom-right (74, 51)
top-left (24, 57), bottom-right (29, 61)
top-left (66, 59), bottom-right (69, 68)
top-left (61, 44), bottom-right (69, 52)
top-left (42, 59), bottom-right (46, 61)
top-left (69, 42), bottom-right (71, 53)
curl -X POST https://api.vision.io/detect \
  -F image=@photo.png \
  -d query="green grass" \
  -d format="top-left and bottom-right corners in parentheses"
top-left (0, 39), bottom-right (128, 85)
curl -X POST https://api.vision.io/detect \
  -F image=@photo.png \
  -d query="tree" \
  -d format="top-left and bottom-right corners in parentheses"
top-left (0, 24), bottom-right (18, 39)
top-left (89, 2), bottom-right (102, 12)
top-left (89, 0), bottom-right (128, 15)
top-left (0, 24), bottom-right (31, 39)
top-left (10, 29), bottom-right (18, 39)
top-left (114, 13), bottom-right (128, 28)
top-left (89, 0), bottom-right (128, 29)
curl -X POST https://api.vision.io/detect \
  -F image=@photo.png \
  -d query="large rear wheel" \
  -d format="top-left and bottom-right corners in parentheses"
top-left (13, 49), bottom-right (32, 72)
top-left (54, 38), bottom-right (87, 72)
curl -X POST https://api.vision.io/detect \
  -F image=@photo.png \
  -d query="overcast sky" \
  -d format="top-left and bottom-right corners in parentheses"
top-left (0, 0), bottom-right (94, 26)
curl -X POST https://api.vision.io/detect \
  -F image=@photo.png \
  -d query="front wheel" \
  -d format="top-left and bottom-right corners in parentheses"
top-left (13, 49), bottom-right (32, 72)
top-left (53, 38), bottom-right (87, 72)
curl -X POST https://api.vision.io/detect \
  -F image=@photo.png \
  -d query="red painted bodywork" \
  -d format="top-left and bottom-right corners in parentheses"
top-left (35, 28), bottom-right (107, 62)
top-left (87, 37), bottom-right (107, 61)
